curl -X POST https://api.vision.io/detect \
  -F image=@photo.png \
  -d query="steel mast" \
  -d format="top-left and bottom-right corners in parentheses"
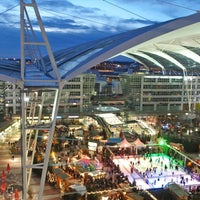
top-left (20, 1), bottom-right (62, 199)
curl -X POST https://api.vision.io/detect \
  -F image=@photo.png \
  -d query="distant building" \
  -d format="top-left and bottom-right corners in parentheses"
top-left (0, 82), bottom-right (20, 117)
top-left (0, 73), bottom-right (96, 117)
top-left (120, 73), bottom-right (200, 113)
top-left (1, 64), bottom-right (200, 116)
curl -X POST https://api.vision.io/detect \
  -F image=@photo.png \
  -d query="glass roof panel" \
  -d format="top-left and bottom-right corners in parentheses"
top-left (163, 50), bottom-right (200, 69)
top-left (140, 52), bottom-right (181, 70)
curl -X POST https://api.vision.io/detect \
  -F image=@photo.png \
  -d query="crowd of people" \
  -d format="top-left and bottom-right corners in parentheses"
top-left (37, 117), bottom-right (200, 199)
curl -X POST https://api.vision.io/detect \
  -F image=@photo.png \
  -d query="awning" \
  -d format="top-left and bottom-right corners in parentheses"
top-left (53, 167), bottom-right (70, 179)
top-left (106, 137), bottom-right (122, 145)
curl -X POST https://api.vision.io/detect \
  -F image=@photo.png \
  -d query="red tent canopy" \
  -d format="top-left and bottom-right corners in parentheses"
top-left (118, 138), bottom-right (132, 148)
top-left (132, 138), bottom-right (146, 149)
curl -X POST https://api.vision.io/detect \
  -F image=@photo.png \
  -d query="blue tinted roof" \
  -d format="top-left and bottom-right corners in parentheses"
top-left (1, 12), bottom-right (200, 87)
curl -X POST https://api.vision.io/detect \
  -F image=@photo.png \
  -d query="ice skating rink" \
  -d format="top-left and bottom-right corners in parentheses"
top-left (113, 154), bottom-right (200, 191)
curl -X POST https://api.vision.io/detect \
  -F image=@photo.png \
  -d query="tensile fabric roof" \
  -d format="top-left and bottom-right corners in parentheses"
top-left (0, 12), bottom-right (200, 87)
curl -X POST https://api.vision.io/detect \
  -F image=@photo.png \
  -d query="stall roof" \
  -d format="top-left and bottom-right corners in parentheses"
top-left (53, 167), bottom-right (70, 179)
top-left (167, 183), bottom-right (189, 198)
top-left (106, 137), bottom-right (122, 145)
top-left (96, 113), bottom-right (123, 126)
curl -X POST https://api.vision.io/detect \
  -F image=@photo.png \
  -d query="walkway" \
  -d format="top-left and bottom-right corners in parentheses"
top-left (0, 140), bottom-right (61, 199)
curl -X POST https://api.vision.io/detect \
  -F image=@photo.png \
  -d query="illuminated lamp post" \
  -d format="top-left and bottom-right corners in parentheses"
top-left (158, 138), bottom-right (167, 146)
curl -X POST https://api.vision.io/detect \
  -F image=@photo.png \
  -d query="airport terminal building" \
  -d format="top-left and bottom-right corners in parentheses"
top-left (120, 73), bottom-right (200, 113)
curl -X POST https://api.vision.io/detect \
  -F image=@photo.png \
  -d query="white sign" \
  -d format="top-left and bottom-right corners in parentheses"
top-left (88, 142), bottom-right (97, 151)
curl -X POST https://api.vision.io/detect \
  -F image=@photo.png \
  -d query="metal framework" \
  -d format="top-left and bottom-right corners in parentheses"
top-left (20, 1), bottom-right (63, 199)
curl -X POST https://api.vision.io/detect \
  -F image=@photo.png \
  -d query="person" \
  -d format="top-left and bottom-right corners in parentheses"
top-left (111, 132), bottom-right (114, 137)
top-left (130, 161), bottom-right (134, 173)
top-left (12, 154), bottom-right (14, 160)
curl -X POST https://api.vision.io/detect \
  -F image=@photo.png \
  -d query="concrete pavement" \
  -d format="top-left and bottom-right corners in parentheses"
top-left (0, 140), bottom-right (61, 199)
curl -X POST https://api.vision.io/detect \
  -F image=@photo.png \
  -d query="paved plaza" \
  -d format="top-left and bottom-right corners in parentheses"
top-left (0, 142), bottom-right (61, 200)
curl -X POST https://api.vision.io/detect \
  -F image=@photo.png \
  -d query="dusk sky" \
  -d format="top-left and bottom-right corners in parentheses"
top-left (0, 0), bottom-right (199, 58)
